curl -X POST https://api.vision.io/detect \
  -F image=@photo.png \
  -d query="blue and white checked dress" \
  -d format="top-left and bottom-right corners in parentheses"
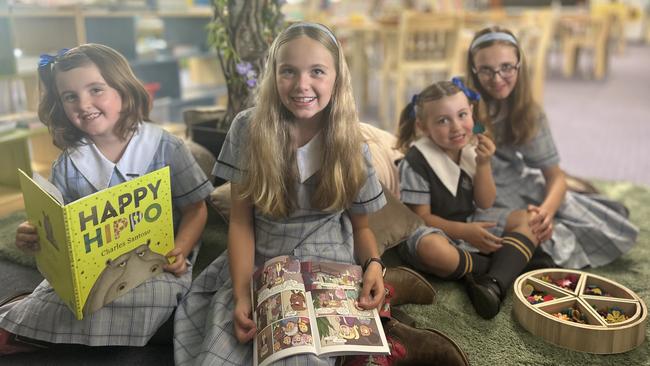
top-left (471, 110), bottom-right (638, 269)
top-left (173, 109), bottom-right (386, 365)
top-left (0, 122), bottom-right (213, 346)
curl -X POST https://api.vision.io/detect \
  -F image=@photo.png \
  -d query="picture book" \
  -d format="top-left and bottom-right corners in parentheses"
top-left (18, 166), bottom-right (174, 320)
top-left (252, 256), bottom-right (390, 366)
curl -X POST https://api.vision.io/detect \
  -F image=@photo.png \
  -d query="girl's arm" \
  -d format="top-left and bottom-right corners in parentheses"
top-left (528, 165), bottom-right (567, 241)
top-left (540, 165), bottom-right (567, 216)
top-left (164, 199), bottom-right (208, 276)
top-left (349, 212), bottom-right (385, 311)
top-left (228, 182), bottom-right (257, 343)
top-left (409, 203), bottom-right (502, 254)
top-left (473, 134), bottom-right (496, 209)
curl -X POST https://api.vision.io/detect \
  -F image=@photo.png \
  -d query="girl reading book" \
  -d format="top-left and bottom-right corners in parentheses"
top-left (1, 43), bottom-right (212, 354)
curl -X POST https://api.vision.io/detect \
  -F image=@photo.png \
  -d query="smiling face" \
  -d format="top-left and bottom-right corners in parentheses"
top-left (275, 35), bottom-right (337, 126)
top-left (55, 63), bottom-right (122, 141)
top-left (472, 43), bottom-right (519, 100)
top-left (417, 92), bottom-right (474, 161)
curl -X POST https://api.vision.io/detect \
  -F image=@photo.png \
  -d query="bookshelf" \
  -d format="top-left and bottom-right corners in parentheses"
top-left (0, 4), bottom-right (222, 216)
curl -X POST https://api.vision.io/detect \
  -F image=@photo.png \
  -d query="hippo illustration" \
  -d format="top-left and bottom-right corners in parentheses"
top-left (83, 239), bottom-right (167, 315)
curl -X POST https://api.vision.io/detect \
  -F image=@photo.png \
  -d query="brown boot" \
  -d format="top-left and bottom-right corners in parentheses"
top-left (385, 318), bottom-right (470, 366)
top-left (384, 266), bottom-right (436, 306)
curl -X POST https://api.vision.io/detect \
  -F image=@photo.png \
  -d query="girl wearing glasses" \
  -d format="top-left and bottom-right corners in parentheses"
top-left (466, 27), bottom-right (637, 271)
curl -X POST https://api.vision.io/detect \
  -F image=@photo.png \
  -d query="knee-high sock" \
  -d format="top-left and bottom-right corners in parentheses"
top-left (487, 232), bottom-right (536, 293)
top-left (442, 247), bottom-right (490, 280)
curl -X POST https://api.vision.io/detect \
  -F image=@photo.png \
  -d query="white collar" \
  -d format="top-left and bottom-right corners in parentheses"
top-left (296, 131), bottom-right (323, 183)
top-left (68, 122), bottom-right (163, 191)
top-left (413, 137), bottom-right (477, 196)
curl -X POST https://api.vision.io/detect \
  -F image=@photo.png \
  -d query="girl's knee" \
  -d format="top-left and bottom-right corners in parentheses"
top-left (504, 210), bottom-right (528, 231)
top-left (415, 233), bottom-right (456, 276)
top-left (504, 210), bottom-right (538, 245)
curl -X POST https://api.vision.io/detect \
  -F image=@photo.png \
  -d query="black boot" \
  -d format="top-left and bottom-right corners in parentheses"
top-left (465, 273), bottom-right (503, 320)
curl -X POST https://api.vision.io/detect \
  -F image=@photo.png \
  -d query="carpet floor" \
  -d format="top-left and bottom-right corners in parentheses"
top-left (0, 182), bottom-right (647, 365)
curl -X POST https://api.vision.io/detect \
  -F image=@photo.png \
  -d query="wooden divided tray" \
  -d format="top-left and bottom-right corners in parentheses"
top-left (513, 269), bottom-right (647, 354)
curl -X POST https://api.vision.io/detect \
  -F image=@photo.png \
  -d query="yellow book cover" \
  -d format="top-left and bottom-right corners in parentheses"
top-left (18, 166), bottom-right (174, 320)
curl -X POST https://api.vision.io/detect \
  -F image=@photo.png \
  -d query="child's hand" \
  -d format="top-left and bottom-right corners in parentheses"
top-left (164, 247), bottom-right (189, 276)
top-left (357, 262), bottom-right (385, 310)
top-left (527, 205), bottom-right (553, 242)
top-left (474, 134), bottom-right (496, 166)
top-left (464, 222), bottom-right (502, 254)
top-left (233, 296), bottom-right (256, 343)
top-left (15, 221), bottom-right (39, 253)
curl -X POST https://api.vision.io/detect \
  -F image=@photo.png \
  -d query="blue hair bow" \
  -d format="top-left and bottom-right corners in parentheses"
top-left (451, 77), bottom-right (480, 102)
top-left (408, 94), bottom-right (418, 119)
top-left (451, 77), bottom-right (485, 133)
top-left (38, 48), bottom-right (70, 69)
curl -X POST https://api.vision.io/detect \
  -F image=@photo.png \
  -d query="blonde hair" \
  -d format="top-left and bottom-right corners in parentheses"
top-left (394, 81), bottom-right (465, 153)
top-left (241, 23), bottom-right (365, 218)
top-left (466, 27), bottom-right (539, 145)
top-left (37, 43), bottom-right (150, 150)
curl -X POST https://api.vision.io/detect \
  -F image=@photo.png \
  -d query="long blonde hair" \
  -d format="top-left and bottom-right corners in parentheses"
top-left (466, 27), bottom-right (539, 145)
top-left (241, 23), bottom-right (365, 218)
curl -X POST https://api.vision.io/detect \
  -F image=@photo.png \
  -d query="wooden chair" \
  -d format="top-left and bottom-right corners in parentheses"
top-left (379, 11), bottom-right (461, 130)
top-left (515, 10), bottom-right (555, 104)
top-left (557, 13), bottom-right (611, 80)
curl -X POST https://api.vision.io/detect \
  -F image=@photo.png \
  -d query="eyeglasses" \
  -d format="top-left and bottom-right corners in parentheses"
top-left (473, 63), bottom-right (520, 80)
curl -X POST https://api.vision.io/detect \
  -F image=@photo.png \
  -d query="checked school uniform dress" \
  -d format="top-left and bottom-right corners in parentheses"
top-left (0, 122), bottom-right (213, 346)
top-left (397, 137), bottom-right (484, 271)
top-left (173, 109), bottom-right (386, 366)
top-left (471, 109), bottom-right (638, 269)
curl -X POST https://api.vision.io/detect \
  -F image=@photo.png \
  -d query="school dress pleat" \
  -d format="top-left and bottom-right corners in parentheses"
top-left (173, 109), bottom-right (386, 366)
top-left (0, 123), bottom-right (214, 346)
top-left (472, 111), bottom-right (638, 269)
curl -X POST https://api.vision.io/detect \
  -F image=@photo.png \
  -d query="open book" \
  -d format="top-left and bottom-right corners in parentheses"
top-left (18, 166), bottom-right (175, 320)
top-left (252, 256), bottom-right (389, 366)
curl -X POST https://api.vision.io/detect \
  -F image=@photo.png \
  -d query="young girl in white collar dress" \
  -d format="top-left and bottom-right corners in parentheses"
top-left (396, 80), bottom-right (543, 319)
top-left (1, 44), bottom-right (213, 353)
top-left (173, 23), bottom-right (387, 365)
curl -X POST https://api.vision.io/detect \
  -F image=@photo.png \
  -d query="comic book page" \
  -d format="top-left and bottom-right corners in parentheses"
top-left (251, 256), bottom-right (389, 366)
top-left (301, 261), bottom-right (389, 357)
top-left (252, 256), bottom-right (316, 366)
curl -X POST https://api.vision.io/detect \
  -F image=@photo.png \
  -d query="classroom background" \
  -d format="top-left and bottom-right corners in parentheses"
top-left (1, 0), bottom-right (649, 218)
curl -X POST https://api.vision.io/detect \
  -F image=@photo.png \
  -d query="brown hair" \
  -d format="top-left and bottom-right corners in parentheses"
top-left (394, 80), bottom-right (464, 153)
top-left (465, 27), bottom-right (539, 145)
top-left (37, 43), bottom-right (150, 149)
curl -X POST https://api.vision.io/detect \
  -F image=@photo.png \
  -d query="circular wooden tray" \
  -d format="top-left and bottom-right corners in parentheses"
top-left (513, 269), bottom-right (647, 354)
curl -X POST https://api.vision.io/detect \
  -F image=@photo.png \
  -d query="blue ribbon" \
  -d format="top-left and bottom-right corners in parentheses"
top-left (38, 48), bottom-right (70, 69)
top-left (408, 94), bottom-right (418, 119)
top-left (451, 77), bottom-right (480, 102)
top-left (450, 77), bottom-right (484, 133)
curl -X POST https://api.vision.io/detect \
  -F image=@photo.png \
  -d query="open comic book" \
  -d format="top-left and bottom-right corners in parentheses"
top-left (252, 256), bottom-right (390, 366)
top-left (18, 166), bottom-right (174, 320)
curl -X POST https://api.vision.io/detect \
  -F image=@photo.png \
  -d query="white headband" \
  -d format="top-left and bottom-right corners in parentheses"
top-left (470, 32), bottom-right (518, 50)
top-left (285, 22), bottom-right (338, 45)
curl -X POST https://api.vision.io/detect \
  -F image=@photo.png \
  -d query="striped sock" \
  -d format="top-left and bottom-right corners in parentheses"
top-left (442, 247), bottom-right (490, 280)
top-left (487, 232), bottom-right (536, 293)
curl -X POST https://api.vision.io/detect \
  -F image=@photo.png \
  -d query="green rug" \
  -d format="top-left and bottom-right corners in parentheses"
top-left (1, 182), bottom-right (648, 365)
top-left (383, 181), bottom-right (650, 366)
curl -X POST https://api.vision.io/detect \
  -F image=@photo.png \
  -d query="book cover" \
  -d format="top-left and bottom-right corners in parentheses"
top-left (252, 256), bottom-right (389, 366)
top-left (18, 166), bottom-right (174, 320)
